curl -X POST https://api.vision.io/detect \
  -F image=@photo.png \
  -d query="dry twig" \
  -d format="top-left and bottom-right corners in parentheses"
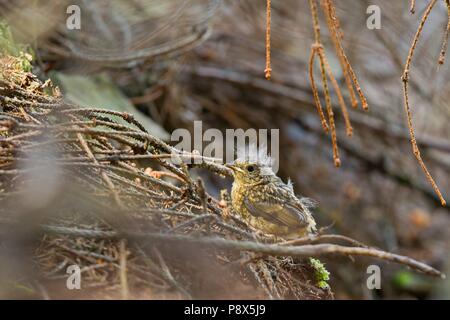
top-left (401, 0), bottom-right (446, 206)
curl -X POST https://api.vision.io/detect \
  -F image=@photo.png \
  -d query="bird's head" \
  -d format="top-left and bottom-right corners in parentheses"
top-left (226, 159), bottom-right (275, 185)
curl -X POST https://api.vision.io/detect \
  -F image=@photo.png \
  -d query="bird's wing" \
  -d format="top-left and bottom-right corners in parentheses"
top-left (243, 195), bottom-right (308, 229)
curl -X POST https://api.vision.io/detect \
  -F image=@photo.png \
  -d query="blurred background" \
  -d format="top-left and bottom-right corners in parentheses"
top-left (0, 0), bottom-right (449, 299)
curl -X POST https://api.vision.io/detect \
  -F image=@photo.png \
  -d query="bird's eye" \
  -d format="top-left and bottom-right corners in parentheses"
top-left (246, 165), bottom-right (255, 172)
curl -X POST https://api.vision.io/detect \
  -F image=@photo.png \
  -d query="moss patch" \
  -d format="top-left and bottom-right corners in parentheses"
top-left (309, 258), bottom-right (331, 290)
top-left (0, 21), bottom-right (33, 72)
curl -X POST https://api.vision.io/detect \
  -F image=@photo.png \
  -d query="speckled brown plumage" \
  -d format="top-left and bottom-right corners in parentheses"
top-left (227, 160), bottom-right (316, 239)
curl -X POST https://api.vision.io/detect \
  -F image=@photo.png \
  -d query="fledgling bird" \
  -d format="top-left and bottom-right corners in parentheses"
top-left (226, 156), bottom-right (317, 240)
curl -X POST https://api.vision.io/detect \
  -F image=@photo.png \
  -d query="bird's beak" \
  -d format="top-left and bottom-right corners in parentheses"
top-left (225, 163), bottom-right (235, 170)
top-left (225, 163), bottom-right (243, 173)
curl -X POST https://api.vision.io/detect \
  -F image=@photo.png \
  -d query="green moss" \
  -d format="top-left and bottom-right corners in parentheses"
top-left (0, 20), bottom-right (33, 72)
top-left (309, 258), bottom-right (331, 290)
top-left (392, 270), bottom-right (433, 293)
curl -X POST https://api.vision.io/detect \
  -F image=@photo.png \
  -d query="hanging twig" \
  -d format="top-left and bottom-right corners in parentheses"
top-left (401, 0), bottom-right (446, 206)
top-left (265, 0), bottom-right (272, 79)
top-left (438, 0), bottom-right (450, 65)
top-left (410, 0), bottom-right (416, 14)
top-left (308, 48), bottom-right (330, 132)
top-left (309, 0), bottom-right (340, 167)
